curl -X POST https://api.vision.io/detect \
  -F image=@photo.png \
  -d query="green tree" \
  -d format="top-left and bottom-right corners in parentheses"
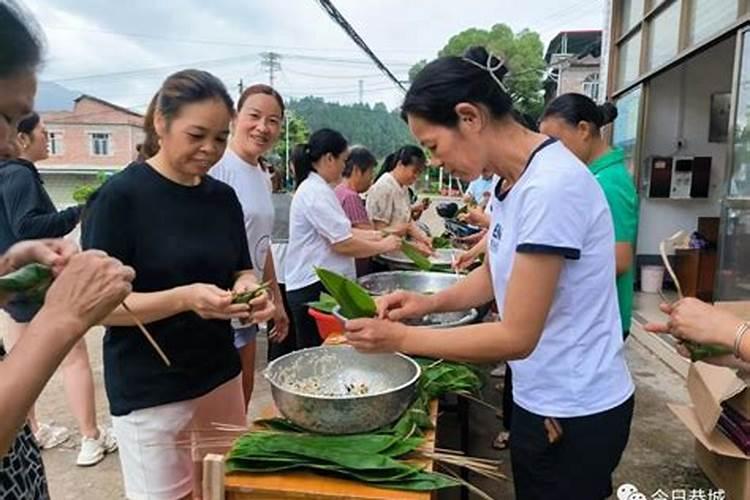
top-left (288, 97), bottom-right (414, 158)
top-left (408, 59), bottom-right (427, 83)
top-left (272, 113), bottom-right (311, 165)
top-left (409, 23), bottom-right (546, 119)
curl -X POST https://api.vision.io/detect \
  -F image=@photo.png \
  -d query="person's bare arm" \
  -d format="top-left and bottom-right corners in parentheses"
top-left (346, 253), bottom-right (563, 363)
top-left (615, 242), bottom-right (633, 276)
top-left (0, 250), bottom-right (134, 455)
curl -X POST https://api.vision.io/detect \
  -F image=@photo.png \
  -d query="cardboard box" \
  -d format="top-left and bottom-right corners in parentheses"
top-left (669, 301), bottom-right (750, 500)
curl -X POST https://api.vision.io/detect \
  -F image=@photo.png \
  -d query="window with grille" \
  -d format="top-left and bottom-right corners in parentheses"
top-left (90, 133), bottom-right (111, 156)
top-left (47, 131), bottom-right (63, 156)
top-left (582, 73), bottom-right (600, 102)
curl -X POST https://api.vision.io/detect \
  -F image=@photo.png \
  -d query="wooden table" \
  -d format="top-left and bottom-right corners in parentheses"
top-left (204, 335), bottom-right (439, 500)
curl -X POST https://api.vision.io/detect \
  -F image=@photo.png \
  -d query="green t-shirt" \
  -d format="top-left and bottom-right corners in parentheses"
top-left (589, 148), bottom-right (639, 334)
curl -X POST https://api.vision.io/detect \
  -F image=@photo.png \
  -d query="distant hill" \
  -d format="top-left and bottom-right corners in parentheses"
top-left (289, 97), bottom-right (415, 159)
top-left (34, 81), bottom-right (80, 112)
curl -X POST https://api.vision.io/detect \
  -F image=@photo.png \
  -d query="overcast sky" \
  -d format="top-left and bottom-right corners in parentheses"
top-left (25, 0), bottom-right (605, 111)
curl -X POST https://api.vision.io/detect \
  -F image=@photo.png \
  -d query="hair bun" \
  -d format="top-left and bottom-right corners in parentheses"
top-left (463, 46), bottom-right (509, 82)
top-left (597, 102), bottom-right (618, 126)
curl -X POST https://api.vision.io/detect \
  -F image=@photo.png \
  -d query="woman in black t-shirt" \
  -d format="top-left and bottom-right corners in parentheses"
top-left (82, 70), bottom-right (274, 500)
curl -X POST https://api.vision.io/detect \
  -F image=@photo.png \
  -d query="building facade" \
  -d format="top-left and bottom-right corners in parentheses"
top-left (603, 0), bottom-right (750, 301)
top-left (545, 30), bottom-right (603, 102)
top-left (38, 95), bottom-right (144, 206)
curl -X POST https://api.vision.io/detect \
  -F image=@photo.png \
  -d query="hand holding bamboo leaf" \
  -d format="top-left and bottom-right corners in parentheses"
top-left (316, 268), bottom-right (376, 319)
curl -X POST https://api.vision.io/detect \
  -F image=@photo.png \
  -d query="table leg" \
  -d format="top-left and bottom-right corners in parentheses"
top-left (203, 453), bottom-right (226, 500)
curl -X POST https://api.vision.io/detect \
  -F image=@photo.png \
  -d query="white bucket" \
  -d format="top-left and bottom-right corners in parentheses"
top-left (641, 265), bottom-right (665, 293)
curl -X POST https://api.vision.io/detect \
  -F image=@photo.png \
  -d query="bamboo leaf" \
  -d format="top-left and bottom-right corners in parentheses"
top-left (401, 241), bottom-right (432, 271)
top-left (306, 292), bottom-right (339, 313)
top-left (315, 268), bottom-right (376, 319)
top-left (0, 264), bottom-right (53, 301)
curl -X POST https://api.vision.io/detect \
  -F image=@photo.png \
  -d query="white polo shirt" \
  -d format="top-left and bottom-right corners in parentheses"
top-left (286, 172), bottom-right (355, 291)
top-left (209, 149), bottom-right (274, 280)
top-left (487, 139), bottom-right (634, 417)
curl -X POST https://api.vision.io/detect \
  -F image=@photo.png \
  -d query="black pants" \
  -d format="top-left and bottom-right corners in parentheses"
top-left (510, 395), bottom-right (634, 500)
top-left (286, 281), bottom-right (326, 350)
top-left (502, 364), bottom-right (513, 431)
top-left (267, 283), bottom-right (298, 362)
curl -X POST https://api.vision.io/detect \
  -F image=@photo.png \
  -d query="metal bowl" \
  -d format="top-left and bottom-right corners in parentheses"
top-left (358, 270), bottom-right (462, 296)
top-left (356, 271), bottom-right (478, 328)
top-left (376, 248), bottom-right (463, 271)
top-left (264, 346), bottom-right (420, 434)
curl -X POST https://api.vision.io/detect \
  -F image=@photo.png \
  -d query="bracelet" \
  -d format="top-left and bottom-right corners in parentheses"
top-left (733, 322), bottom-right (750, 359)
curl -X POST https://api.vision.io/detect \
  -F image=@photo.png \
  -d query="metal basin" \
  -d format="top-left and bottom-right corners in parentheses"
top-left (357, 271), bottom-right (478, 328)
top-left (264, 346), bottom-right (420, 434)
top-left (376, 248), bottom-right (464, 271)
top-left (358, 270), bottom-right (463, 296)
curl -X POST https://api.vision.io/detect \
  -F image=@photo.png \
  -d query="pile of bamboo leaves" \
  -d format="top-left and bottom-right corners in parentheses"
top-left (226, 357), bottom-right (501, 495)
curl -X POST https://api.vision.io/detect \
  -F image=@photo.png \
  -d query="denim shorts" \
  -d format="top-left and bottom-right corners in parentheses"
top-left (232, 323), bottom-right (258, 349)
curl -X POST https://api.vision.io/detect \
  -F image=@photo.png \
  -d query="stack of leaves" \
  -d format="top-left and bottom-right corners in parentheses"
top-left (316, 268), bottom-right (376, 319)
top-left (226, 431), bottom-right (459, 492)
top-left (226, 357), bottom-right (494, 494)
top-left (387, 358), bottom-right (484, 437)
top-left (0, 264), bottom-right (53, 302)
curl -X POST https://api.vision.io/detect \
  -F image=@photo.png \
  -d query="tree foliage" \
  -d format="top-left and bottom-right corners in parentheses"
top-left (287, 97), bottom-right (415, 158)
top-left (271, 113), bottom-right (311, 164)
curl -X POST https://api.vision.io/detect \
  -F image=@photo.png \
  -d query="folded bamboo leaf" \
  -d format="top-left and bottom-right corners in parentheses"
top-left (232, 281), bottom-right (271, 304)
top-left (401, 241), bottom-right (432, 271)
top-left (315, 268), bottom-right (376, 319)
top-left (0, 263), bottom-right (53, 301)
top-left (306, 292), bottom-right (339, 313)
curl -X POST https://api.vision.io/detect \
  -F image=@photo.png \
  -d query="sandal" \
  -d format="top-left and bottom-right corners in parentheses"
top-left (492, 431), bottom-right (510, 450)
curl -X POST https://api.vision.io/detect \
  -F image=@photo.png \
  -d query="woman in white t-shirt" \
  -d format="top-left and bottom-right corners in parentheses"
top-left (286, 129), bottom-right (401, 349)
top-left (343, 47), bottom-right (634, 500)
top-left (209, 84), bottom-right (290, 410)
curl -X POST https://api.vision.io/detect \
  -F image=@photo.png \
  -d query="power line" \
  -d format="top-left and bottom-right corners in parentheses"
top-left (282, 67), bottom-right (390, 80)
top-left (43, 25), bottom-right (434, 55)
top-left (313, 0), bottom-right (407, 92)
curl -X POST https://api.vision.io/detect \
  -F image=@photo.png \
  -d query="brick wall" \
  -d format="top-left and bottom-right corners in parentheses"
top-left (39, 96), bottom-right (145, 169)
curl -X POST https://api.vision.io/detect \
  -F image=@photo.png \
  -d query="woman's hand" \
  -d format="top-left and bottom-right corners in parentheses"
top-left (645, 297), bottom-right (743, 348)
top-left (453, 250), bottom-right (478, 272)
top-left (233, 274), bottom-right (276, 325)
top-left (181, 284), bottom-right (249, 321)
top-left (344, 318), bottom-right (408, 353)
top-left (4, 239), bottom-right (79, 275)
top-left (268, 300), bottom-right (290, 343)
top-left (43, 251), bottom-right (135, 336)
top-left (379, 235), bottom-right (402, 254)
top-left (410, 239), bottom-right (433, 257)
top-left (375, 290), bottom-right (436, 321)
top-left (458, 206), bottom-right (490, 228)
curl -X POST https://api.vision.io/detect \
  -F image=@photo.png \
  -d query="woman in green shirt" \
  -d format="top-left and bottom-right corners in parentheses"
top-left (540, 93), bottom-right (639, 338)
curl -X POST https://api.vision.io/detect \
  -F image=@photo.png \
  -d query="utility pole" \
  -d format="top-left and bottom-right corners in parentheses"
top-left (285, 112), bottom-right (291, 188)
top-left (260, 52), bottom-right (282, 87)
top-left (237, 78), bottom-right (244, 98)
top-left (358, 79), bottom-right (363, 104)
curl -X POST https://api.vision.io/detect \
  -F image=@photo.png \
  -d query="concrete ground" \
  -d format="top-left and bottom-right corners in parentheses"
top-left (3, 199), bottom-right (718, 499)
